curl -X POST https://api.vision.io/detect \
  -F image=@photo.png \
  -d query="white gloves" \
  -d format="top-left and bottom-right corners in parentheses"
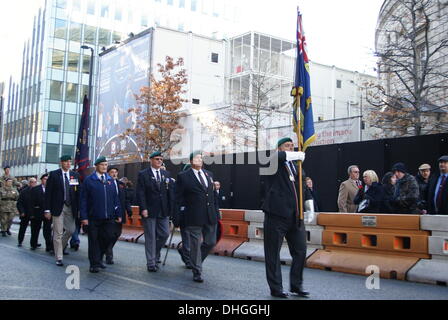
top-left (285, 151), bottom-right (306, 162)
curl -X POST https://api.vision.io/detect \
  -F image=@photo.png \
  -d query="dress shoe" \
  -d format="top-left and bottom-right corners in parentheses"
top-left (6, 230), bottom-right (11, 236)
top-left (193, 274), bottom-right (204, 283)
top-left (147, 266), bottom-right (158, 272)
top-left (89, 267), bottom-right (99, 273)
top-left (99, 262), bottom-right (107, 269)
top-left (290, 286), bottom-right (310, 297)
top-left (185, 264), bottom-right (193, 270)
top-left (105, 258), bottom-right (114, 265)
top-left (37, 244), bottom-right (42, 248)
top-left (30, 247), bottom-right (37, 251)
top-left (271, 291), bottom-right (289, 298)
top-left (17, 243), bottom-right (22, 247)
top-left (56, 260), bottom-right (64, 267)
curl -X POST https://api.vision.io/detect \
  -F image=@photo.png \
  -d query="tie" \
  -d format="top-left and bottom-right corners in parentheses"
top-left (64, 173), bottom-right (71, 206)
top-left (198, 171), bottom-right (207, 190)
top-left (156, 170), bottom-right (161, 183)
top-left (101, 175), bottom-right (105, 184)
top-left (436, 175), bottom-right (447, 212)
top-left (288, 162), bottom-right (297, 176)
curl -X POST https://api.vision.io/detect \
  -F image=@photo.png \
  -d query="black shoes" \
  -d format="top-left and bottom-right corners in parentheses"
top-left (6, 230), bottom-right (11, 236)
top-left (271, 291), bottom-right (289, 299)
top-left (193, 274), bottom-right (204, 283)
top-left (99, 262), bottom-right (107, 269)
top-left (30, 247), bottom-right (37, 251)
top-left (56, 260), bottom-right (64, 267)
top-left (290, 286), bottom-right (310, 297)
top-left (37, 244), bottom-right (42, 248)
top-left (105, 257), bottom-right (114, 265)
top-left (89, 267), bottom-right (99, 273)
top-left (71, 244), bottom-right (79, 251)
top-left (147, 266), bottom-right (158, 272)
top-left (17, 243), bottom-right (22, 247)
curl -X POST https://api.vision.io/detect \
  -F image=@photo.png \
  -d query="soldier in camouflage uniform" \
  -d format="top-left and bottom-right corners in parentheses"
top-left (0, 166), bottom-right (21, 189)
top-left (0, 178), bottom-right (20, 236)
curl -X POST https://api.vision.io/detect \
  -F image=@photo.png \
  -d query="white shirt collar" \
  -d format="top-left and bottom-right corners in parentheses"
top-left (96, 172), bottom-right (106, 180)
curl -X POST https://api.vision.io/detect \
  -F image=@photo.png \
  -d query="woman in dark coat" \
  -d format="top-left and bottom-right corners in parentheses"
top-left (381, 172), bottom-right (397, 214)
top-left (354, 170), bottom-right (385, 213)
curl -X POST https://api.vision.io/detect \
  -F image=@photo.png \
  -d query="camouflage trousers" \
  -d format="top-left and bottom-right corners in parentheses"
top-left (0, 211), bottom-right (15, 231)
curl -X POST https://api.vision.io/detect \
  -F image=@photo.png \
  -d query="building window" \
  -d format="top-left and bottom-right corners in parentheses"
top-left (62, 145), bottom-right (75, 159)
top-left (167, 0), bottom-right (173, 5)
top-left (54, 19), bottom-right (67, 39)
top-left (211, 53), bottom-right (219, 63)
top-left (69, 22), bottom-right (82, 42)
top-left (179, 0), bottom-right (185, 8)
top-left (191, 0), bottom-right (197, 11)
top-left (63, 114), bottom-right (77, 133)
top-left (101, 5), bottom-right (109, 17)
top-left (82, 55), bottom-right (90, 74)
top-left (48, 112), bottom-right (61, 132)
top-left (66, 83), bottom-right (79, 103)
top-left (192, 99), bottom-right (200, 105)
top-left (336, 80), bottom-right (342, 89)
top-left (50, 81), bottom-right (63, 100)
top-left (67, 52), bottom-right (80, 72)
top-left (51, 50), bottom-right (65, 70)
top-left (46, 144), bottom-right (60, 164)
top-left (115, 8), bottom-right (122, 21)
top-left (98, 28), bottom-right (111, 46)
top-left (56, 0), bottom-right (67, 9)
top-left (87, 0), bottom-right (95, 14)
top-left (83, 25), bottom-right (97, 45)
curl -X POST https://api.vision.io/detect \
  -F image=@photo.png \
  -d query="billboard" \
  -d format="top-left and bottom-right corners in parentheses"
top-left (95, 31), bottom-right (152, 162)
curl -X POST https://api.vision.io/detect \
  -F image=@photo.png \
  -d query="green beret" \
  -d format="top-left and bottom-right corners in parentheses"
top-left (60, 155), bottom-right (72, 162)
top-left (182, 163), bottom-right (191, 171)
top-left (150, 151), bottom-right (163, 159)
top-left (189, 150), bottom-right (203, 161)
top-left (94, 156), bottom-right (107, 166)
top-left (277, 137), bottom-right (293, 148)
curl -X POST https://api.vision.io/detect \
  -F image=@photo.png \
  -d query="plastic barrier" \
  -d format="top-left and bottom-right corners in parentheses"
top-left (212, 209), bottom-right (249, 256)
top-left (407, 215), bottom-right (448, 285)
top-left (119, 206), bottom-right (144, 243)
top-left (233, 210), bottom-right (323, 265)
top-left (306, 213), bottom-right (429, 280)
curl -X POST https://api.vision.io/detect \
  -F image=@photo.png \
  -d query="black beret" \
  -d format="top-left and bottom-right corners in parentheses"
top-left (40, 173), bottom-right (49, 180)
top-left (3, 166), bottom-right (10, 170)
top-left (150, 151), bottom-right (163, 159)
top-left (189, 151), bottom-right (202, 161)
top-left (107, 167), bottom-right (119, 173)
top-left (94, 156), bottom-right (107, 166)
top-left (277, 137), bottom-right (293, 148)
top-left (60, 155), bottom-right (72, 162)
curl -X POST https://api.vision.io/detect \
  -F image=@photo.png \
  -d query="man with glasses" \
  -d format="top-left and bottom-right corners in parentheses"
top-left (338, 165), bottom-right (362, 213)
top-left (136, 151), bottom-right (175, 272)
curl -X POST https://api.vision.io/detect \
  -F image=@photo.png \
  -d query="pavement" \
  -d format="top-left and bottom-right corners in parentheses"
top-left (1, 223), bottom-right (447, 300)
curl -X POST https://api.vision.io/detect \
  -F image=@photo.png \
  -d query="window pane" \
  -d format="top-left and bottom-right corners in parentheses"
top-left (56, 0), bottom-right (67, 9)
top-left (115, 8), bottom-right (122, 21)
top-left (112, 31), bottom-right (123, 43)
top-left (82, 55), bottom-right (90, 74)
top-left (191, 0), bottom-right (197, 11)
top-left (84, 25), bottom-right (97, 45)
top-left (63, 114), bottom-right (77, 133)
top-left (62, 145), bottom-right (75, 159)
top-left (67, 52), bottom-right (80, 72)
top-left (87, 0), bottom-right (95, 15)
top-left (46, 144), bottom-right (60, 164)
top-left (81, 85), bottom-right (89, 98)
top-left (51, 49), bottom-right (65, 69)
top-left (69, 22), bottom-right (81, 42)
top-left (101, 5), bottom-right (109, 17)
top-left (50, 80), bottom-right (63, 100)
top-left (48, 112), bottom-right (61, 132)
top-left (167, 0), bottom-right (173, 5)
top-left (179, 0), bottom-right (185, 8)
top-left (54, 19), bottom-right (67, 39)
top-left (66, 83), bottom-right (79, 103)
top-left (98, 28), bottom-right (110, 46)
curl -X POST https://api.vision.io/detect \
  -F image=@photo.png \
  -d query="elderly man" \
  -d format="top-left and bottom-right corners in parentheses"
top-left (261, 137), bottom-right (309, 299)
top-left (427, 156), bottom-right (448, 215)
top-left (338, 165), bottom-right (362, 213)
top-left (80, 157), bottom-right (122, 273)
top-left (17, 177), bottom-right (38, 248)
top-left (416, 164), bottom-right (431, 214)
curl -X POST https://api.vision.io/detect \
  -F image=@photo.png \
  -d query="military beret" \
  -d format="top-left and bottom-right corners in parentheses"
top-left (189, 150), bottom-right (203, 161)
top-left (94, 156), bottom-right (107, 166)
top-left (40, 173), bottom-right (49, 180)
top-left (150, 151), bottom-right (163, 159)
top-left (60, 155), bottom-right (72, 162)
top-left (277, 137), bottom-right (293, 148)
top-left (418, 164), bottom-right (431, 170)
top-left (3, 166), bottom-right (10, 170)
top-left (438, 155), bottom-right (448, 163)
top-left (107, 167), bottom-right (119, 173)
top-left (182, 163), bottom-right (191, 171)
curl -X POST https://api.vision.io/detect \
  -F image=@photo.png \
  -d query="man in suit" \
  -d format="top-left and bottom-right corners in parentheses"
top-left (30, 174), bottom-right (53, 253)
top-left (44, 155), bottom-right (81, 267)
top-left (17, 177), bottom-right (38, 248)
top-left (177, 163), bottom-right (193, 269)
top-left (137, 151), bottom-right (174, 272)
top-left (337, 165), bottom-right (362, 213)
top-left (427, 155), bottom-right (448, 215)
top-left (214, 181), bottom-right (229, 209)
top-left (173, 151), bottom-right (220, 283)
top-left (261, 138), bottom-right (309, 299)
top-left (80, 157), bottom-right (122, 273)
top-left (104, 166), bottom-right (127, 265)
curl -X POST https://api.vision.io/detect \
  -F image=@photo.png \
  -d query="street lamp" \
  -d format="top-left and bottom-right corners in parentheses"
top-left (81, 45), bottom-right (94, 102)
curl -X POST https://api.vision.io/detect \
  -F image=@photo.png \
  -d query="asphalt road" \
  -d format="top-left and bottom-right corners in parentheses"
top-left (0, 223), bottom-right (447, 300)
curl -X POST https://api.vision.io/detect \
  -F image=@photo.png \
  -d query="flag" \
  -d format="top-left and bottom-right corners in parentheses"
top-left (75, 95), bottom-right (91, 180)
top-left (291, 8), bottom-right (316, 151)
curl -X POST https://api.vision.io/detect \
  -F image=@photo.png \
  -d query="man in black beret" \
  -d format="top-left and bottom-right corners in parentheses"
top-left (136, 151), bottom-right (175, 272)
top-left (427, 156), bottom-right (448, 215)
top-left (30, 174), bottom-right (53, 253)
top-left (391, 162), bottom-right (420, 214)
top-left (44, 155), bottom-right (81, 266)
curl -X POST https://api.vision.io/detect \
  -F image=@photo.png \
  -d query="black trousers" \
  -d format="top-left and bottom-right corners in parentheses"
top-left (263, 214), bottom-right (307, 293)
top-left (104, 222), bottom-right (122, 260)
top-left (87, 219), bottom-right (116, 268)
top-left (18, 215), bottom-right (31, 245)
top-left (30, 217), bottom-right (53, 249)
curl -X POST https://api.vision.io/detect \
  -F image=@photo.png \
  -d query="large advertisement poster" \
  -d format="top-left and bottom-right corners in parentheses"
top-left (95, 31), bottom-right (152, 163)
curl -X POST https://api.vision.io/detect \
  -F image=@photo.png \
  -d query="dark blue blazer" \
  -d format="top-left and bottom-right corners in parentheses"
top-left (136, 168), bottom-right (174, 218)
top-left (80, 173), bottom-right (121, 221)
top-left (44, 169), bottom-right (81, 217)
top-left (175, 168), bottom-right (219, 227)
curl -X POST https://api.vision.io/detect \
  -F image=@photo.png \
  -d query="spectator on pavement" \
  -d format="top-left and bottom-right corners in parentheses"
top-left (338, 165), bottom-right (362, 213)
top-left (391, 163), bottom-right (420, 214)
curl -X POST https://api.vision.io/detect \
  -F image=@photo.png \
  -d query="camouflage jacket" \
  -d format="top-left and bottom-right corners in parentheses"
top-left (0, 187), bottom-right (19, 213)
top-left (0, 175), bottom-right (21, 188)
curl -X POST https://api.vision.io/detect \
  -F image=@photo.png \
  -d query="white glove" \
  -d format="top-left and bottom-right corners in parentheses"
top-left (285, 151), bottom-right (306, 162)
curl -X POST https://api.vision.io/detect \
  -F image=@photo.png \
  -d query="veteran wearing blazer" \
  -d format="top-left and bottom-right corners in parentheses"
top-left (337, 165), bottom-right (362, 213)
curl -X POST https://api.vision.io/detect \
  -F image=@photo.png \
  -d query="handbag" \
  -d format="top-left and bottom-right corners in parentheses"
top-left (357, 198), bottom-right (370, 213)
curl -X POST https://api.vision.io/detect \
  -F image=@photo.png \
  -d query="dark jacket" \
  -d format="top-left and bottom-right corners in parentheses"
top-left (136, 168), bottom-right (175, 218)
top-left (80, 172), bottom-right (121, 221)
top-left (175, 168), bottom-right (219, 227)
top-left (427, 173), bottom-right (448, 215)
top-left (124, 187), bottom-right (136, 217)
top-left (381, 183), bottom-right (396, 214)
top-left (261, 152), bottom-right (311, 219)
top-left (393, 173), bottom-right (420, 214)
top-left (306, 187), bottom-right (320, 212)
top-left (415, 173), bottom-right (430, 211)
top-left (44, 169), bottom-right (81, 217)
top-left (17, 186), bottom-right (34, 217)
top-left (354, 182), bottom-right (385, 213)
top-left (111, 179), bottom-right (127, 223)
top-left (31, 184), bottom-right (46, 219)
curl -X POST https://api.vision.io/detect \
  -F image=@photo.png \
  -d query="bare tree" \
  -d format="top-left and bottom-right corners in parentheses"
top-left (368, 0), bottom-right (448, 137)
